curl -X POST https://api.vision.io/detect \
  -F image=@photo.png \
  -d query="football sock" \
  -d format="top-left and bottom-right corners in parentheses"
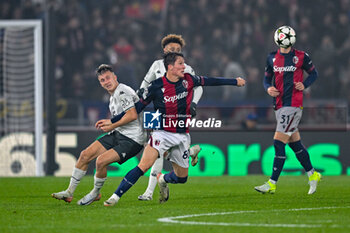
top-left (115, 166), bottom-right (144, 198)
top-left (270, 140), bottom-right (286, 182)
top-left (268, 179), bottom-right (276, 185)
top-left (307, 168), bottom-right (315, 177)
top-left (91, 175), bottom-right (106, 195)
top-left (289, 140), bottom-right (313, 172)
top-left (110, 193), bottom-right (120, 202)
top-left (67, 167), bottom-right (86, 194)
top-left (144, 156), bottom-right (164, 195)
top-left (164, 171), bottom-right (188, 184)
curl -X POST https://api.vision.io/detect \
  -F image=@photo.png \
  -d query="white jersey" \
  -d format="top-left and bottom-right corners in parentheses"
top-left (109, 83), bottom-right (146, 145)
top-left (140, 59), bottom-right (195, 88)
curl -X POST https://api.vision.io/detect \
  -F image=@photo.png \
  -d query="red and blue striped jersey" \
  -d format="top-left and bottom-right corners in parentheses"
top-left (140, 73), bottom-right (201, 133)
top-left (110, 74), bottom-right (238, 129)
top-left (264, 48), bottom-right (316, 110)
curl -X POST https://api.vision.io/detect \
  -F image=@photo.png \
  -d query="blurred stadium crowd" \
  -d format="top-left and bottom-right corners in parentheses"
top-left (1, 0), bottom-right (349, 126)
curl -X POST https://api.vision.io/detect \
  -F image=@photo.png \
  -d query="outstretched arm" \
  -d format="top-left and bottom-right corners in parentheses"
top-left (199, 76), bottom-right (246, 87)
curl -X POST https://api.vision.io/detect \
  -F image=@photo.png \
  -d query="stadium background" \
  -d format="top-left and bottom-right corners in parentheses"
top-left (0, 0), bottom-right (349, 176)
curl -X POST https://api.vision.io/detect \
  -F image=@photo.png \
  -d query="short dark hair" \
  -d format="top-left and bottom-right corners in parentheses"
top-left (163, 52), bottom-right (184, 70)
top-left (161, 34), bottom-right (185, 49)
top-left (96, 64), bottom-right (113, 77)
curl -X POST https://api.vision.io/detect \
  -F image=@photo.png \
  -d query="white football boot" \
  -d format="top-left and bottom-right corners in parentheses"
top-left (51, 190), bottom-right (73, 203)
top-left (77, 192), bottom-right (101, 205)
top-left (157, 173), bottom-right (169, 203)
top-left (190, 145), bottom-right (201, 166)
top-left (308, 171), bottom-right (322, 195)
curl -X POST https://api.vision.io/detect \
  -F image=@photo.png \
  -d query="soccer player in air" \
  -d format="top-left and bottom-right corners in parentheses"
top-left (101, 52), bottom-right (245, 206)
top-left (137, 34), bottom-right (202, 201)
top-left (254, 26), bottom-right (321, 195)
top-left (51, 64), bottom-right (146, 205)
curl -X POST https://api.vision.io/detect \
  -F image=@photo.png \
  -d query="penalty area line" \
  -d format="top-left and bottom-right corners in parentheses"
top-left (157, 206), bottom-right (350, 228)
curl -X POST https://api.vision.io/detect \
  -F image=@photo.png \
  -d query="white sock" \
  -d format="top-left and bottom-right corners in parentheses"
top-left (91, 175), bottom-right (106, 195)
top-left (269, 179), bottom-right (276, 184)
top-left (307, 168), bottom-right (315, 177)
top-left (144, 156), bottom-right (164, 196)
top-left (67, 167), bottom-right (86, 194)
top-left (111, 193), bottom-right (120, 201)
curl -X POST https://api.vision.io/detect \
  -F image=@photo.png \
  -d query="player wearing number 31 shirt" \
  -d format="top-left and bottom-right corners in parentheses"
top-left (255, 25), bottom-right (321, 195)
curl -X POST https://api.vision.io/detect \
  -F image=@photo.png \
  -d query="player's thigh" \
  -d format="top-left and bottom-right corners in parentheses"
top-left (79, 140), bottom-right (107, 162)
top-left (274, 107), bottom-right (302, 142)
top-left (289, 131), bottom-right (301, 143)
top-left (113, 136), bottom-right (143, 165)
top-left (96, 149), bottom-right (120, 168)
top-left (138, 144), bottom-right (159, 172)
top-left (166, 134), bottom-right (191, 169)
top-left (273, 131), bottom-right (290, 143)
top-left (171, 162), bottom-right (188, 177)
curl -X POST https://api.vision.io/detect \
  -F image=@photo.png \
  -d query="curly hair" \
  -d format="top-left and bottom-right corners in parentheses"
top-left (161, 34), bottom-right (186, 49)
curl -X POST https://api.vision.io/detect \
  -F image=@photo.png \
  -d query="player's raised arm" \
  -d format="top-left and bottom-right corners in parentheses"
top-left (191, 74), bottom-right (246, 87)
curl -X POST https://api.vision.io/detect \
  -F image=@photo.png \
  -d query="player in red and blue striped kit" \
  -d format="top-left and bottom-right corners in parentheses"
top-left (101, 52), bottom-right (245, 206)
top-left (255, 26), bottom-right (321, 195)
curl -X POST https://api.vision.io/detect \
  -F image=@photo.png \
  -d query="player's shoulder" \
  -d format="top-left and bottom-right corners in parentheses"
top-left (293, 48), bottom-right (306, 55)
top-left (268, 50), bottom-right (278, 57)
top-left (149, 76), bottom-right (164, 88)
top-left (184, 73), bottom-right (193, 79)
top-left (184, 63), bottom-right (195, 75)
top-left (266, 51), bottom-right (277, 64)
top-left (116, 83), bottom-right (136, 96)
top-left (151, 59), bottom-right (164, 67)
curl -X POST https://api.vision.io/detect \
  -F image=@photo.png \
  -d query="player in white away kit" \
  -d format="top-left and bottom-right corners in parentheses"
top-left (51, 64), bottom-right (146, 205)
top-left (137, 34), bottom-right (202, 201)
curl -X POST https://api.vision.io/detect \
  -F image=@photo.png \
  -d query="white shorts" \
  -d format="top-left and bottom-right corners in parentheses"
top-left (275, 107), bottom-right (302, 136)
top-left (148, 130), bottom-right (191, 168)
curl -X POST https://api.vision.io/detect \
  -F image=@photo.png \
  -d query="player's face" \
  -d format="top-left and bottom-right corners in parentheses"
top-left (98, 71), bottom-right (118, 92)
top-left (164, 43), bottom-right (182, 53)
top-left (170, 56), bottom-right (185, 78)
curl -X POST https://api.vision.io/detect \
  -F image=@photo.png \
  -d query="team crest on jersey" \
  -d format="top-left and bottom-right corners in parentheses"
top-left (182, 80), bottom-right (188, 88)
top-left (293, 56), bottom-right (299, 64)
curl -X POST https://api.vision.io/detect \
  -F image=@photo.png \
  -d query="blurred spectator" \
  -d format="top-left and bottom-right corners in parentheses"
top-left (1, 0), bottom-right (349, 125)
top-left (241, 113), bottom-right (258, 131)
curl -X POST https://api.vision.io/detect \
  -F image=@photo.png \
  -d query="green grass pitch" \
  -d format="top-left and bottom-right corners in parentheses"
top-left (1, 175), bottom-right (349, 233)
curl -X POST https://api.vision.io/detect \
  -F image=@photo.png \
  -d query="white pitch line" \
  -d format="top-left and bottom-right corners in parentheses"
top-left (157, 206), bottom-right (350, 228)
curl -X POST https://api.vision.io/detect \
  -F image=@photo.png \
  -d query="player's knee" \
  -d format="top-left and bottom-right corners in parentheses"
top-left (95, 157), bottom-right (105, 171)
top-left (79, 149), bottom-right (91, 164)
top-left (165, 172), bottom-right (187, 184)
